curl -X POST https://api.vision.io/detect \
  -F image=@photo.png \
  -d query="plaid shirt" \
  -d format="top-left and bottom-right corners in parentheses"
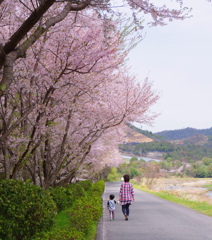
top-left (119, 182), bottom-right (134, 205)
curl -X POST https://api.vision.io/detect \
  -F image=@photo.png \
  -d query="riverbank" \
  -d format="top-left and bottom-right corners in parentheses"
top-left (132, 177), bottom-right (212, 216)
top-left (121, 154), bottom-right (161, 162)
top-left (134, 184), bottom-right (212, 217)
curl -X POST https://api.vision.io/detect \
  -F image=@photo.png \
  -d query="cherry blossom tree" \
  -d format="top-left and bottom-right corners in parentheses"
top-left (0, 0), bottom-right (189, 187)
top-left (0, 10), bottom-right (159, 188)
top-left (0, 0), bottom-right (189, 96)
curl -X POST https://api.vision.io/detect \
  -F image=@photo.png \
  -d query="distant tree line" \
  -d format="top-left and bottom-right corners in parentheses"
top-left (120, 138), bottom-right (212, 163)
top-left (187, 157), bottom-right (212, 178)
top-left (116, 155), bottom-right (212, 179)
top-left (156, 127), bottom-right (212, 140)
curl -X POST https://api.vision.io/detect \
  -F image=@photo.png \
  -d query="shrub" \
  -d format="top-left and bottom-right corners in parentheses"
top-left (107, 167), bottom-right (118, 181)
top-left (32, 181), bottom-right (104, 239)
top-left (49, 187), bottom-right (73, 212)
top-left (0, 180), bottom-right (57, 240)
top-left (33, 228), bottom-right (85, 240)
top-left (89, 180), bottom-right (105, 195)
top-left (77, 180), bottom-right (92, 191)
top-left (65, 183), bottom-right (86, 198)
top-left (49, 181), bottom-right (91, 212)
top-left (66, 195), bottom-right (102, 235)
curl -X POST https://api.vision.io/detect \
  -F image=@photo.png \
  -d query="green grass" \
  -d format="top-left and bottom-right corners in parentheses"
top-left (203, 184), bottom-right (212, 187)
top-left (134, 184), bottom-right (212, 217)
top-left (31, 211), bottom-right (72, 239)
top-left (202, 184), bottom-right (212, 191)
top-left (48, 210), bottom-right (99, 240)
top-left (54, 210), bottom-right (71, 229)
top-left (33, 209), bottom-right (99, 240)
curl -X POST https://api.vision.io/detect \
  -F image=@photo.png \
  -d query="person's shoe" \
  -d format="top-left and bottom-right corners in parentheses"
top-left (125, 215), bottom-right (128, 221)
top-left (110, 219), bottom-right (113, 221)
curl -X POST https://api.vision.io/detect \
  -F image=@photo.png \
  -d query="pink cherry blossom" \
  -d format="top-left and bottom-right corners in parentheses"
top-left (0, 0), bottom-right (189, 187)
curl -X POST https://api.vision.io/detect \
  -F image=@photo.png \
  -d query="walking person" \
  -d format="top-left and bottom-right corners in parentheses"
top-left (119, 174), bottom-right (134, 221)
top-left (107, 194), bottom-right (117, 221)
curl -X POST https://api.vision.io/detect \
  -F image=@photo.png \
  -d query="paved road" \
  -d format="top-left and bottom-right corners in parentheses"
top-left (96, 182), bottom-right (212, 240)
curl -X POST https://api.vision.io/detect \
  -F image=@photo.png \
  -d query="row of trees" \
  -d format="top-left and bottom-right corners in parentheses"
top-left (186, 157), bottom-right (212, 178)
top-left (117, 157), bottom-right (160, 188)
top-left (159, 156), bottom-right (212, 178)
top-left (118, 156), bottom-right (212, 180)
top-left (0, 1), bottom-right (189, 188)
top-left (120, 138), bottom-right (212, 163)
top-left (163, 142), bottom-right (212, 163)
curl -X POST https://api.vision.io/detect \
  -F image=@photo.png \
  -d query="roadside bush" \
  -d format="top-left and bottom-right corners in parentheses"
top-left (49, 180), bottom-right (93, 212)
top-left (31, 180), bottom-right (104, 239)
top-left (89, 180), bottom-right (105, 195)
top-left (33, 228), bottom-right (85, 240)
top-left (107, 167), bottom-right (119, 182)
top-left (77, 179), bottom-right (92, 191)
top-left (66, 183), bottom-right (86, 198)
top-left (49, 187), bottom-right (73, 212)
top-left (0, 180), bottom-right (57, 240)
top-left (66, 195), bottom-right (102, 235)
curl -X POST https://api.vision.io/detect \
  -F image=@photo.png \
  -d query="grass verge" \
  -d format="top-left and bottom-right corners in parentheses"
top-left (134, 184), bottom-right (212, 217)
top-left (33, 207), bottom-right (100, 240)
top-left (54, 210), bottom-right (71, 229)
top-left (46, 205), bottom-right (100, 240)
top-left (203, 184), bottom-right (212, 191)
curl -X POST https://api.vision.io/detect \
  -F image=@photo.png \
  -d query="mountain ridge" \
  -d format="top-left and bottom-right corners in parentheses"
top-left (125, 125), bottom-right (212, 145)
top-left (155, 127), bottom-right (212, 140)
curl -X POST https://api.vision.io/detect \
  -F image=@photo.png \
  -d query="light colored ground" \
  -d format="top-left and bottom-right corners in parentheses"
top-left (155, 177), bottom-right (212, 187)
top-left (136, 177), bottom-right (212, 204)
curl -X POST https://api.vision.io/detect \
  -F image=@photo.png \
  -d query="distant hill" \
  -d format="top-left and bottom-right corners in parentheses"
top-left (171, 134), bottom-right (208, 146)
top-left (120, 126), bottom-right (212, 162)
top-left (128, 125), bottom-right (163, 141)
top-left (124, 125), bottom-right (153, 144)
top-left (156, 127), bottom-right (212, 140)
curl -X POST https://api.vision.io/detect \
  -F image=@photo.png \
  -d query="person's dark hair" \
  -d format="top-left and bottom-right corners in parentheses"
top-left (109, 194), bottom-right (115, 200)
top-left (123, 174), bottom-right (130, 182)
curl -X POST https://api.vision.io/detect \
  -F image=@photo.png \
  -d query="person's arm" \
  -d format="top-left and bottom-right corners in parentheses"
top-left (131, 184), bottom-right (135, 201)
top-left (119, 183), bottom-right (123, 201)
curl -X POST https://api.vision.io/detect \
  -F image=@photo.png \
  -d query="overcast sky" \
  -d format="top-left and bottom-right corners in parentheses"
top-left (128, 0), bottom-right (212, 133)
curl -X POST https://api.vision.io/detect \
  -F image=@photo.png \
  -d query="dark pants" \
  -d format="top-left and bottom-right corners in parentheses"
top-left (122, 203), bottom-right (130, 216)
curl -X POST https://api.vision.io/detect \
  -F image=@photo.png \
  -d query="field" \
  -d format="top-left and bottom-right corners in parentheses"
top-left (133, 177), bottom-right (212, 216)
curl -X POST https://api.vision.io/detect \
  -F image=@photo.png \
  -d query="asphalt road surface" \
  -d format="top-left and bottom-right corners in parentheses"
top-left (96, 182), bottom-right (212, 240)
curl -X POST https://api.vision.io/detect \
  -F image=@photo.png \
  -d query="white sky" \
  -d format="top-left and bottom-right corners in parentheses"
top-left (128, 0), bottom-right (212, 133)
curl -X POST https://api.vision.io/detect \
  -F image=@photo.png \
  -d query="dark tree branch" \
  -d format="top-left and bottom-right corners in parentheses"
top-left (0, 0), bottom-right (56, 68)
top-left (0, 1), bottom-right (89, 97)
